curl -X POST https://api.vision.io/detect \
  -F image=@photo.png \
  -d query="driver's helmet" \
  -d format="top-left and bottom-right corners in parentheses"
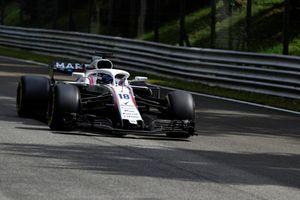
top-left (102, 74), bottom-right (113, 84)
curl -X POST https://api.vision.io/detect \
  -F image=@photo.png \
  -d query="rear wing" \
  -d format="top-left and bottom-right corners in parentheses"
top-left (49, 62), bottom-right (93, 79)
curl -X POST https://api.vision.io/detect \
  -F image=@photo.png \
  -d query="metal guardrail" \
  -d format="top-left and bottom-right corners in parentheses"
top-left (0, 25), bottom-right (300, 99)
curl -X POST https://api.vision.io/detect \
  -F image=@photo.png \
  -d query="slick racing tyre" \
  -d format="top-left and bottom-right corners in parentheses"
top-left (166, 91), bottom-right (195, 120)
top-left (47, 84), bottom-right (80, 130)
top-left (165, 91), bottom-right (195, 138)
top-left (17, 75), bottom-right (50, 118)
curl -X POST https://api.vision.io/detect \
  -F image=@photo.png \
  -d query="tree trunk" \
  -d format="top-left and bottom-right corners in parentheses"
top-left (228, 15), bottom-right (233, 50)
top-left (1, 0), bottom-right (4, 25)
top-left (283, 0), bottom-right (290, 55)
top-left (179, 0), bottom-right (190, 47)
top-left (87, 0), bottom-right (93, 33)
top-left (36, 1), bottom-right (41, 28)
top-left (210, 0), bottom-right (217, 48)
top-left (68, 0), bottom-right (75, 31)
top-left (95, 0), bottom-right (101, 33)
top-left (153, 0), bottom-right (159, 42)
top-left (223, 0), bottom-right (233, 49)
top-left (107, 0), bottom-right (114, 34)
top-left (223, 0), bottom-right (230, 16)
top-left (137, 0), bottom-right (147, 37)
top-left (246, 0), bottom-right (252, 51)
top-left (19, 0), bottom-right (24, 26)
top-left (129, 0), bottom-right (137, 37)
top-left (52, 0), bottom-right (59, 29)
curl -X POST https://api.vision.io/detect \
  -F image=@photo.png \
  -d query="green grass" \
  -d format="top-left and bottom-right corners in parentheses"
top-left (4, 1), bottom-right (21, 25)
top-left (147, 75), bottom-right (300, 112)
top-left (0, 46), bottom-right (65, 63)
top-left (261, 36), bottom-right (300, 55)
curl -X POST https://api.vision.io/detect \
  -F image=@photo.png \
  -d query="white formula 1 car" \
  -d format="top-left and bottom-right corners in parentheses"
top-left (17, 54), bottom-right (195, 138)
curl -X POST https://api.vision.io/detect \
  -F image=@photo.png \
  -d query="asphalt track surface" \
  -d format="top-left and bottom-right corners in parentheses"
top-left (0, 56), bottom-right (299, 200)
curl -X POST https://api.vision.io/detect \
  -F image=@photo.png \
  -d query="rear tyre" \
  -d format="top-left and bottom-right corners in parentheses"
top-left (16, 76), bottom-right (50, 118)
top-left (165, 91), bottom-right (195, 138)
top-left (47, 84), bottom-right (80, 130)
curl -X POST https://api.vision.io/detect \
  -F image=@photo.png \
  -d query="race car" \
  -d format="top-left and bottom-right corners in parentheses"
top-left (16, 54), bottom-right (195, 138)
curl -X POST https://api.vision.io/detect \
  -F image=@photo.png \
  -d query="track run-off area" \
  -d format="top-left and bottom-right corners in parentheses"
top-left (0, 56), bottom-right (299, 200)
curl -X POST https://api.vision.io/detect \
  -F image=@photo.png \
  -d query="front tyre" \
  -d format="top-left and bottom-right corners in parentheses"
top-left (47, 84), bottom-right (80, 130)
top-left (165, 91), bottom-right (195, 138)
top-left (166, 91), bottom-right (195, 120)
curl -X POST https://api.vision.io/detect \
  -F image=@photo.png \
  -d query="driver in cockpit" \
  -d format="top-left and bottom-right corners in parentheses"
top-left (88, 73), bottom-right (113, 85)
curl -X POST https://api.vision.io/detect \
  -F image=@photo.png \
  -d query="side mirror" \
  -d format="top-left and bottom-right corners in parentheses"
top-left (72, 72), bottom-right (85, 78)
top-left (134, 76), bottom-right (148, 81)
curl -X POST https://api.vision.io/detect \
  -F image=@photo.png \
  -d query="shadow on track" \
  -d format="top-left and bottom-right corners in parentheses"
top-left (0, 142), bottom-right (299, 188)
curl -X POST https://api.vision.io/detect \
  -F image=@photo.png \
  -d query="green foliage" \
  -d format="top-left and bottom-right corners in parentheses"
top-left (142, 0), bottom-right (300, 55)
top-left (3, 0), bottom-right (300, 55)
top-left (4, 1), bottom-right (20, 25)
top-left (141, 5), bottom-right (214, 45)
